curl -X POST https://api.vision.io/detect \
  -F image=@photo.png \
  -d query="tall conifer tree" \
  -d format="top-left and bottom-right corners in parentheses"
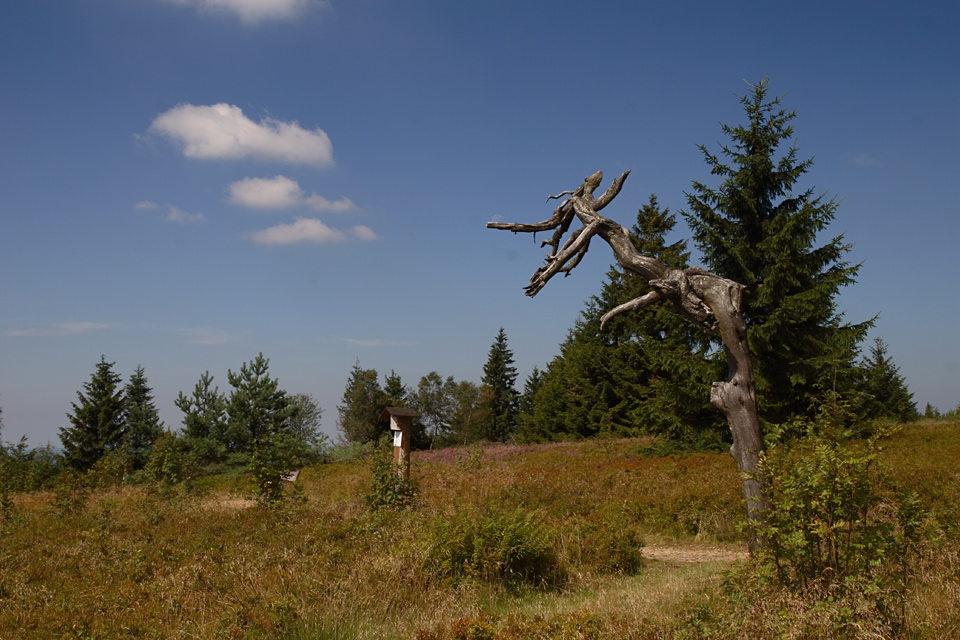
top-left (684, 78), bottom-right (870, 424)
top-left (481, 328), bottom-right (519, 442)
top-left (122, 365), bottom-right (165, 470)
top-left (61, 356), bottom-right (125, 471)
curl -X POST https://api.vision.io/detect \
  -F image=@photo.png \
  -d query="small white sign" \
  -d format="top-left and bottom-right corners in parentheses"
top-left (393, 430), bottom-right (403, 448)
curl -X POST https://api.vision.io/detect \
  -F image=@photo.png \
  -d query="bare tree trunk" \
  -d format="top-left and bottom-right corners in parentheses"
top-left (488, 170), bottom-right (768, 553)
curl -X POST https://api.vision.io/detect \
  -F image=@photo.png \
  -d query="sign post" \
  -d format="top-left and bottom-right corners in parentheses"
top-left (380, 407), bottom-right (419, 480)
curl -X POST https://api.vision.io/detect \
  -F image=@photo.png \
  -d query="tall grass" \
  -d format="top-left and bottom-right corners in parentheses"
top-left (1, 423), bottom-right (957, 638)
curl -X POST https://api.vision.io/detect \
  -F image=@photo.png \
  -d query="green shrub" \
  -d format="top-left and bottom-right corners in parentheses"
top-left (250, 432), bottom-right (306, 506)
top-left (364, 446), bottom-right (418, 510)
top-left (427, 505), bottom-right (564, 588)
top-left (755, 420), bottom-right (922, 596)
top-left (566, 516), bottom-right (644, 575)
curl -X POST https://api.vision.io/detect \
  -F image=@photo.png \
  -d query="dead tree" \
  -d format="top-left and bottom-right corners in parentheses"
top-left (488, 170), bottom-right (768, 553)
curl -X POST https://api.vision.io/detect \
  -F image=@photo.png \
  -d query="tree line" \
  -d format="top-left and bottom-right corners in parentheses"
top-left (1, 80), bottom-right (951, 497)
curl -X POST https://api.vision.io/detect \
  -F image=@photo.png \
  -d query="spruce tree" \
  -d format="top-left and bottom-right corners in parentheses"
top-left (858, 338), bottom-right (918, 423)
top-left (683, 78), bottom-right (870, 424)
top-left (481, 328), bottom-right (519, 442)
top-left (61, 355), bottom-right (125, 471)
top-left (121, 365), bottom-right (165, 470)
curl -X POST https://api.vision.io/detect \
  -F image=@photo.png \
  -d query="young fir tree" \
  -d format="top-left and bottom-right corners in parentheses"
top-left (337, 361), bottom-right (389, 443)
top-left (523, 197), bottom-right (721, 443)
top-left (683, 78), bottom-right (870, 425)
top-left (175, 371), bottom-right (228, 462)
top-left (61, 355), bottom-right (125, 471)
top-left (224, 353), bottom-right (298, 453)
top-left (858, 337), bottom-right (918, 423)
top-left (121, 365), bottom-right (165, 470)
top-left (481, 328), bottom-right (519, 442)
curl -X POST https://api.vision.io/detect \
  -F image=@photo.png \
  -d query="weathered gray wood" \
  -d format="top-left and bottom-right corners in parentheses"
top-left (488, 170), bottom-right (768, 553)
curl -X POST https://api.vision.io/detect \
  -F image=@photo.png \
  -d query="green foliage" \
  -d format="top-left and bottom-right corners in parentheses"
top-left (755, 417), bottom-right (922, 598)
top-left (60, 355), bottom-right (126, 471)
top-left (250, 433), bottom-right (305, 506)
top-left (337, 361), bottom-right (390, 443)
top-left (481, 328), bottom-right (519, 442)
top-left (0, 437), bottom-right (62, 492)
top-left (427, 505), bottom-right (563, 588)
top-left (51, 470), bottom-right (90, 516)
top-left (521, 197), bottom-right (722, 443)
top-left (284, 393), bottom-right (330, 461)
top-left (120, 365), bottom-right (165, 470)
top-left (175, 371), bottom-right (228, 463)
top-left (856, 337), bottom-right (918, 424)
top-left (684, 78), bottom-right (871, 425)
top-left (364, 446), bottom-right (418, 510)
top-left (145, 432), bottom-right (197, 486)
top-left (224, 353), bottom-right (298, 453)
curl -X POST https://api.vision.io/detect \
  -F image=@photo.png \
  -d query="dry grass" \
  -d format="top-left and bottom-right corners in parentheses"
top-left (1, 423), bottom-right (958, 639)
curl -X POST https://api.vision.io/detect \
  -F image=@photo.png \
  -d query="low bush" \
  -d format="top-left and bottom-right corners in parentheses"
top-left (427, 505), bottom-right (564, 588)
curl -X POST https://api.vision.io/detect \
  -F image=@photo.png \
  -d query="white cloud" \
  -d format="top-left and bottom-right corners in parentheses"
top-left (167, 206), bottom-right (207, 225)
top-left (164, 0), bottom-right (320, 24)
top-left (350, 225), bottom-right (377, 241)
top-left (305, 193), bottom-right (357, 213)
top-left (6, 322), bottom-right (112, 338)
top-left (228, 175), bottom-right (357, 212)
top-left (178, 327), bottom-right (243, 345)
top-left (249, 218), bottom-right (378, 245)
top-left (149, 103), bottom-right (333, 166)
top-left (228, 175), bottom-right (303, 209)
top-left (250, 217), bottom-right (346, 244)
top-left (134, 200), bottom-right (160, 211)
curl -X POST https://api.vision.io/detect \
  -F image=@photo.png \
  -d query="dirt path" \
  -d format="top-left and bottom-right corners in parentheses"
top-left (642, 543), bottom-right (748, 564)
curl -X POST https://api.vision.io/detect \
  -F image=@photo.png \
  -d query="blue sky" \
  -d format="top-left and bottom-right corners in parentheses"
top-left (2, 0), bottom-right (958, 446)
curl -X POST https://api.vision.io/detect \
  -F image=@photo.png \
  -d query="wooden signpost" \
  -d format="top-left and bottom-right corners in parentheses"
top-left (379, 407), bottom-right (419, 480)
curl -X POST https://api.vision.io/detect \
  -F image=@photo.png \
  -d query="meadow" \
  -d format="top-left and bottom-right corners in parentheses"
top-left (1, 420), bottom-right (958, 639)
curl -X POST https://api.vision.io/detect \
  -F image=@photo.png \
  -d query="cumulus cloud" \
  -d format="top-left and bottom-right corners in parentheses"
top-left (164, 0), bottom-right (320, 24)
top-left (134, 200), bottom-right (160, 211)
top-left (167, 206), bottom-right (207, 225)
top-left (250, 217), bottom-right (346, 244)
top-left (6, 322), bottom-right (112, 338)
top-left (228, 175), bottom-right (303, 209)
top-left (228, 175), bottom-right (357, 212)
top-left (149, 103), bottom-right (333, 166)
top-left (249, 218), bottom-right (376, 245)
top-left (350, 225), bottom-right (377, 241)
top-left (305, 193), bottom-right (357, 213)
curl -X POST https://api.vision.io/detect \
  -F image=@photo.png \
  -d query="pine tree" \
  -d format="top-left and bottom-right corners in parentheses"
top-left (337, 361), bottom-right (389, 443)
top-left (176, 371), bottom-right (228, 462)
top-left (61, 355), bottom-right (125, 471)
top-left (858, 338), bottom-right (918, 423)
top-left (683, 78), bottom-right (870, 424)
top-left (481, 328), bottom-right (519, 442)
top-left (224, 353), bottom-right (298, 453)
top-left (121, 365), bottom-right (165, 470)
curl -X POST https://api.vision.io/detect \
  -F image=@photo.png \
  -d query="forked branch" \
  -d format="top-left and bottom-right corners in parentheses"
top-left (487, 170), bottom-right (768, 554)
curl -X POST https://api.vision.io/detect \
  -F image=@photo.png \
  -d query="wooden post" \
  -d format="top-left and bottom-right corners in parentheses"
top-left (380, 407), bottom-right (419, 481)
